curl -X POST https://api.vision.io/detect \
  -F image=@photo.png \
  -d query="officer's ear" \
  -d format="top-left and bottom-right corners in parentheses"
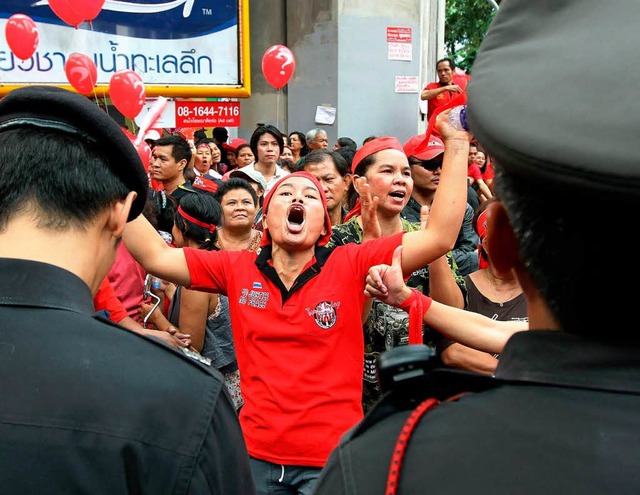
top-left (108, 191), bottom-right (137, 238)
top-left (485, 200), bottom-right (519, 276)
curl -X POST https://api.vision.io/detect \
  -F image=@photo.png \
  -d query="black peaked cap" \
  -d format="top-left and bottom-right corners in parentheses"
top-left (468, 0), bottom-right (640, 197)
top-left (0, 85), bottom-right (148, 220)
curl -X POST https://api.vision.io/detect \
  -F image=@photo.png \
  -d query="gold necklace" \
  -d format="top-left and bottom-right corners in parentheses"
top-left (484, 270), bottom-right (518, 307)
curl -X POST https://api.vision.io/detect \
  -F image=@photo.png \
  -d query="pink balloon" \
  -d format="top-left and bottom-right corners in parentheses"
top-left (109, 70), bottom-right (146, 119)
top-left (4, 14), bottom-right (39, 61)
top-left (65, 53), bottom-right (97, 95)
top-left (48, 0), bottom-right (105, 27)
top-left (261, 45), bottom-right (296, 90)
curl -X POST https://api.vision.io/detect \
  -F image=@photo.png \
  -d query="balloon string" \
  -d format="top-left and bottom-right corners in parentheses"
top-left (276, 89), bottom-right (280, 131)
top-left (87, 21), bottom-right (101, 108)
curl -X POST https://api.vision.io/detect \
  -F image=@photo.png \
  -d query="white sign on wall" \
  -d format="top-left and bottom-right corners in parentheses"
top-left (386, 26), bottom-right (412, 61)
top-left (395, 76), bottom-right (419, 93)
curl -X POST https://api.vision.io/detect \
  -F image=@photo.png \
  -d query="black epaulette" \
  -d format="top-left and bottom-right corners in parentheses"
top-left (343, 366), bottom-right (498, 444)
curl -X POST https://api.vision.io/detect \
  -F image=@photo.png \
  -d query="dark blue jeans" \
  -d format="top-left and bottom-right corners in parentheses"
top-left (249, 457), bottom-right (322, 495)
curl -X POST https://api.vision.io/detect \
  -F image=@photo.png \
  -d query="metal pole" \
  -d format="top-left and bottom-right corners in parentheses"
top-left (485, 0), bottom-right (499, 11)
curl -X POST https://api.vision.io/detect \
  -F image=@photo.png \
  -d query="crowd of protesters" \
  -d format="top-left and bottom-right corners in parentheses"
top-left (4, 1), bottom-right (635, 491)
top-left (91, 102), bottom-right (522, 493)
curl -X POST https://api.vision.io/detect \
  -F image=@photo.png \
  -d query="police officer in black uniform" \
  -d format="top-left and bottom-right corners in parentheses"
top-left (313, 0), bottom-right (640, 493)
top-left (0, 86), bottom-right (255, 494)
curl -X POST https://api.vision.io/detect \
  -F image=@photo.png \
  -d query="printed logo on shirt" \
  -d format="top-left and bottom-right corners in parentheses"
top-left (253, 282), bottom-right (262, 289)
top-left (239, 288), bottom-right (269, 309)
top-left (306, 301), bottom-right (340, 330)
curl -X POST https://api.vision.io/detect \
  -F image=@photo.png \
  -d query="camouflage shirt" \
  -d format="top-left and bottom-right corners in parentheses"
top-left (328, 217), bottom-right (467, 413)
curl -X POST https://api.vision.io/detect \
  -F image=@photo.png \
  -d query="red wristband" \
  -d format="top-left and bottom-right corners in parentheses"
top-left (398, 289), bottom-right (433, 345)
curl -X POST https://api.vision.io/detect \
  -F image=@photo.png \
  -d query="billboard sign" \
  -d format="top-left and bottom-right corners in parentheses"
top-left (0, 0), bottom-right (251, 97)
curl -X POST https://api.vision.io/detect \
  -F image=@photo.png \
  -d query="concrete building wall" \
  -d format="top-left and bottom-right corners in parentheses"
top-left (337, 1), bottom-right (422, 145)
top-left (238, 0), bottom-right (287, 139)
top-left (285, 0), bottom-right (339, 143)
top-left (239, 0), bottom-right (442, 147)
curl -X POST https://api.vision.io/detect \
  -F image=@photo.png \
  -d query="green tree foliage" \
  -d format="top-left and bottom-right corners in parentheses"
top-left (445, 0), bottom-right (497, 73)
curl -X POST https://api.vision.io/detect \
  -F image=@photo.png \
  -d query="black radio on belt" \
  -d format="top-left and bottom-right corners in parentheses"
top-left (377, 344), bottom-right (440, 406)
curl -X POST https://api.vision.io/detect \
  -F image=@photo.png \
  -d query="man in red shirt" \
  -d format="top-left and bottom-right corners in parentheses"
top-left (122, 111), bottom-right (470, 493)
top-left (421, 58), bottom-right (465, 123)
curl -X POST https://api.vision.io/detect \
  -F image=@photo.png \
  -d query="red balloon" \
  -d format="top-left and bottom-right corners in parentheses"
top-left (122, 127), bottom-right (150, 171)
top-left (135, 140), bottom-right (152, 172)
top-left (4, 14), bottom-right (39, 61)
top-left (65, 53), bottom-right (97, 95)
top-left (109, 69), bottom-right (146, 119)
top-left (49, 0), bottom-right (105, 27)
top-left (48, 0), bottom-right (85, 27)
top-left (78, 0), bottom-right (107, 22)
top-left (261, 45), bottom-right (296, 90)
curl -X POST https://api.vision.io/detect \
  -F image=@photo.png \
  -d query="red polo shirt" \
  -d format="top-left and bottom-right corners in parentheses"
top-left (468, 163), bottom-right (483, 183)
top-left (183, 232), bottom-right (403, 467)
top-left (424, 81), bottom-right (456, 121)
top-left (93, 278), bottom-right (128, 323)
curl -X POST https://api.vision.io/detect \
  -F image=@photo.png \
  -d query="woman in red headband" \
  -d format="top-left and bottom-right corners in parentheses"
top-left (123, 110), bottom-right (471, 494)
top-left (331, 136), bottom-right (466, 413)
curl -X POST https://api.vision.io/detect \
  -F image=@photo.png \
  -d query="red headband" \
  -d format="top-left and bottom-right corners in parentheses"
top-left (344, 137), bottom-right (406, 221)
top-left (476, 209), bottom-right (489, 269)
top-left (351, 137), bottom-right (405, 174)
top-left (178, 205), bottom-right (217, 234)
top-left (476, 209), bottom-right (489, 240)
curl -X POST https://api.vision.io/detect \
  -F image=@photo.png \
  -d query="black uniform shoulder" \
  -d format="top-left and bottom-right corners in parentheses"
top-left (315, 365), bottom-right (498, 494)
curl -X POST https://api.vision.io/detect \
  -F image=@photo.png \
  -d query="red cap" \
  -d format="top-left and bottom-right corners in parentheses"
top-left (351, 137), bottom-right (404, 174)
top-left (260, 172), bottom-right (332, 248)
top-left (403, 134), bottom-right (445, 161)
top-left (223, 138), bottom-right (247, 152)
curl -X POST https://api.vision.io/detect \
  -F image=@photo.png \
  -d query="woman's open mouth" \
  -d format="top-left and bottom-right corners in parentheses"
top-left (286, 204), bottom-right (306, 233)
top-left (388, 191), bottom-right (406, 202)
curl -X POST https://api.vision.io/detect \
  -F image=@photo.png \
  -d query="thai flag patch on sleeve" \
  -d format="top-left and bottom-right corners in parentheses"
top-left (253, 282), bottom-right (262, 289)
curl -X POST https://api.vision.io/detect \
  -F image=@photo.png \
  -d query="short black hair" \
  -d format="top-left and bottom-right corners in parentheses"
top-left (280, 158), bottom-right (296, 173)
top-left (155, 134), bottom-right (192, 165)
top-left (0, 128), bottom-right (129, 230)
top-left (335, 147), bottom-right (356, 171)
top-left (215, 177), bottom-right (259, 207)
top-left (235, 143), bottom-right (253, 156)
top-left (436, 57), bottom-right (456, 70)
top-left (494, 164), bottom-right (635, 340)
top-left (336, 137), bottom-right (357, 150)
top-left (250, 125), bottom-right (284, 158)
top-left (301, 150), bottom-right (349, 178)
